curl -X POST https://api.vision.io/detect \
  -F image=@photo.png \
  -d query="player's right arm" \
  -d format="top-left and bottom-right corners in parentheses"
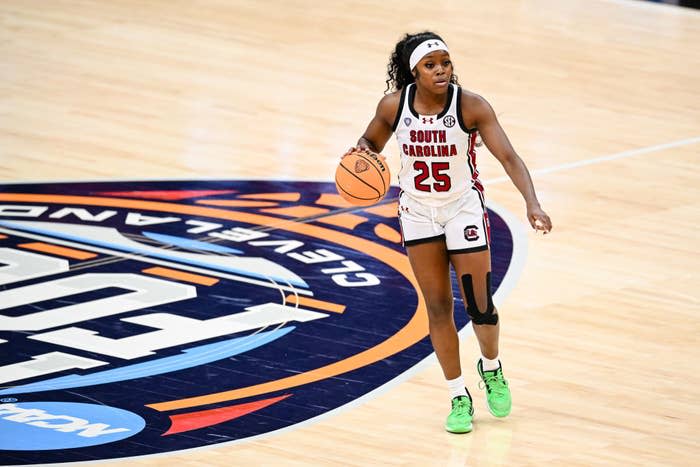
top-left (356, 92), bottom-right (401, 153)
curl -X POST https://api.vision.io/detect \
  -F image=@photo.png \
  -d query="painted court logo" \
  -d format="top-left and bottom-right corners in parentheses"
top-left (0, 402), bottom-right (145, 450)
top-left (0, 180), bottom-right (518, 464)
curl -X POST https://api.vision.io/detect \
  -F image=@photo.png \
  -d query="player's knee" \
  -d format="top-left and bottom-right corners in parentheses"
top-left (425, 296), bottom-right (454, 322)
top-left (461, 272), bottom-right (498, 325)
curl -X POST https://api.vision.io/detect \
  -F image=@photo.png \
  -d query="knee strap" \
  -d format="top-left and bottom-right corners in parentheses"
top-left (461, 272), bottom-right (498, 325)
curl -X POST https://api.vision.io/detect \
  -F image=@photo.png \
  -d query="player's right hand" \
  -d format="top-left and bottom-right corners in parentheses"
top-left (341, 146), bottom-right (371, 158)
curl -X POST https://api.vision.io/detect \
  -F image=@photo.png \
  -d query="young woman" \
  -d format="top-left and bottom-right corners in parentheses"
top-left (349, 31), bottom-right (552, 433)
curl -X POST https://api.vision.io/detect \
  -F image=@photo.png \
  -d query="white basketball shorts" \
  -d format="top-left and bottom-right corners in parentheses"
top-left (398, 189), bottom-right (491, 254)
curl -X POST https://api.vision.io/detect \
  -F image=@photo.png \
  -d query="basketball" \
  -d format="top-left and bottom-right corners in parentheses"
top-left (335, 149), bottom-right (390, 206)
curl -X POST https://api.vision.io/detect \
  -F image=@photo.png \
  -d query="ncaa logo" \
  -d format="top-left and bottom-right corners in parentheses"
top-left (0, 402), bottom-right (145, 450)
top-left (0, 180), bottom-right (520, 464)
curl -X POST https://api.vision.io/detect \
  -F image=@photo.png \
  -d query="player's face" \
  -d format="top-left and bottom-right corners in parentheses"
top-left (414, 51), bottom-right (453, 93)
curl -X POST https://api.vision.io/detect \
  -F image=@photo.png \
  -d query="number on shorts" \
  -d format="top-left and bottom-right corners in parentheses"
top-left (413, 161), bottom-right (451, 192)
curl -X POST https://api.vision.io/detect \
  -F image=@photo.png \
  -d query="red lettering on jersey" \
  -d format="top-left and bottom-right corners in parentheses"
top-left (409, 130), bottom-right (448, 146)
top-left (405, 144), bottom-right (459, 157)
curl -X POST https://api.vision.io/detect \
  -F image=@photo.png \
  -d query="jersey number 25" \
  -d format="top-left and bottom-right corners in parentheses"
top-left (413, 161), bottom-right (451, 192)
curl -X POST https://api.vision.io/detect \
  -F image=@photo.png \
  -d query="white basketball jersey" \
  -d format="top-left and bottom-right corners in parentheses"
top-left (393, 83), bottom-right (482, 206)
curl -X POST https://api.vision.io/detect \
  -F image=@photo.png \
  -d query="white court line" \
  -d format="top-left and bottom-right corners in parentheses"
top-left (484, 136), bottom-right (700, 185)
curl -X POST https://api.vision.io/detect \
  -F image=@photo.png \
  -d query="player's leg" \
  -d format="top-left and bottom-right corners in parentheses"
top-left (405, 239), bottom-right (473, 433)
top-left (399, 194), bottom-right (472, 433)
top-left (405, 240), bottom-right (459, 380)
top-left (450, 249), bottom-right (511, 418)
top-left (449, 249), bottom-right (499, 359)
top-left (445, 193), bottom-right (511, 418)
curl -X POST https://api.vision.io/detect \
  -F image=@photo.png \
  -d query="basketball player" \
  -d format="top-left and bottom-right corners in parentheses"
top-left (348, 32), bottom-right (552, 433)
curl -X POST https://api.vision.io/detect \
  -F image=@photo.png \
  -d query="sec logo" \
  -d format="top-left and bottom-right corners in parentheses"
top-left (0, 180), bottom-right (522, 464)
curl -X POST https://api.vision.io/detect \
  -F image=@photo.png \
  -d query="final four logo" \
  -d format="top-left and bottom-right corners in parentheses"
top-left (0, 180), bottom-right (519, 464)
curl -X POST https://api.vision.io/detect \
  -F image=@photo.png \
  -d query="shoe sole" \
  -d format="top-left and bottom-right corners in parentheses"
top-left (484, 394), bottom-right (511, 418)
top-left (487, 406), bottom-right (510, 418)
top-left (445, 424), bottom-right (473, 434)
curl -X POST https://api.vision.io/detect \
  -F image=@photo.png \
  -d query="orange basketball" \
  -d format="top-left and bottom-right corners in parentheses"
top-left (335, 150), bottom-right (390, 206)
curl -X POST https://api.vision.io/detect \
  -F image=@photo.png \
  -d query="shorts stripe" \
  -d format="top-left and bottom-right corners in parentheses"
top-left (472, 186), bottom-right (491, 245)
top-left (404, 233), bottom-right (446, 247)
top-left (448, 244), bottom-right (489, 255)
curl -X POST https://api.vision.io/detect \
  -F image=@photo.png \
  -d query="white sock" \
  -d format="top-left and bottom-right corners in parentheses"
top-left (481, 356), bottom-right (501, 372)
top-left (446, 375), bottom-right (468, 399)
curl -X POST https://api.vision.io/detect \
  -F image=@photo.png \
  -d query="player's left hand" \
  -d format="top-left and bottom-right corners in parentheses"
top-left (527, 205), bottom-right (552, 234)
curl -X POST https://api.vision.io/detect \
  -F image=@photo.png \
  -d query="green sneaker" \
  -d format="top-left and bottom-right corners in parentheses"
top-left (445, 392), bottom-right (474, 433)
top-left (477, 360), bottom-right (512, 418)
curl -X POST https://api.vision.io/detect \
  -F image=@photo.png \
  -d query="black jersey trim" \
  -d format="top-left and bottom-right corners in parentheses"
top-left (436, 84), bottom-right (454, 120)
top-left (391, 86), bottom-right (409, 132)
top-left (407, 83), bottom-right (454, 120)
top-left (407, 84), bottom-right (419, 119)
top-left (472, 186), bottom-right (486, 211)
top-left (456, 87), bottom-right (478, 134)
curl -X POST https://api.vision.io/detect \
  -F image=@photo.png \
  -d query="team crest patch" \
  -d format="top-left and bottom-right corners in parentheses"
top-left (0, 180), bottom-right (517, 464)
top-left (464, 224), bottom-right (480, 241)
top-left (404, 117), bottom-right (412, 126)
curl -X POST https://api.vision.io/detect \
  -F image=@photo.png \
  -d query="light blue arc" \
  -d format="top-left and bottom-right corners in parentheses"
top-left (142, 231), bottom-right (243, 254)
top-left (0, 327), bottom-right (294, 395)
top-left (0, 220), bottom-right (308, 288)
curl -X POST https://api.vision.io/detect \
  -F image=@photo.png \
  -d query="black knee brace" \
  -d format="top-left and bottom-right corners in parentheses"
top-left (461, 272), bottom-right (498, 325)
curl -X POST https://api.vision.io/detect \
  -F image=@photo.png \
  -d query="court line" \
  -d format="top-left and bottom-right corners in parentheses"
top-left (1, 134), bottom-right (698, 188)
top-left (484, 135), bottom-right (700, 185)
top-left (4, 135), bottom-right (696, 271)
top-left (263, 135), bottom-right (700, 225)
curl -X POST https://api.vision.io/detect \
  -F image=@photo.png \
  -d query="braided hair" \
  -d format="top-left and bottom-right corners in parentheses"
top-left (385, 31), bottom-right (459, 93)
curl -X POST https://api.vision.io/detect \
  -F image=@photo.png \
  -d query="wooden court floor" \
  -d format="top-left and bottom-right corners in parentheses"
top-left (1, 0), bottom-right (699, 465)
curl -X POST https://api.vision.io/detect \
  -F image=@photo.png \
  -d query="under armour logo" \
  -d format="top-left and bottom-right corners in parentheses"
top-left (422, 117), bottom-right (434, 124)
top-left (426, 41), bottom-right (440, 48)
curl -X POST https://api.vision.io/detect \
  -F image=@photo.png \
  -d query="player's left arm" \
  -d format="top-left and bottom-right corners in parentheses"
top-left (464, 92), bottom-right (552, 233)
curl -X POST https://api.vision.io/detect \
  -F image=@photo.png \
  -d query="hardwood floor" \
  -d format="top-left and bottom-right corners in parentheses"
top-left (1, 0), bottom-right (698, 465)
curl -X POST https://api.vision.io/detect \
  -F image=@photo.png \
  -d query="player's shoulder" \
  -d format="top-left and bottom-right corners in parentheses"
top-left (375, 90), bottom-right (402, 124)
top-left (458, 88), bottom-right (490, 110)
top-left (378, 90), bottom-right (402, 109)
top-left (458, 88), bottom-right (494, 127)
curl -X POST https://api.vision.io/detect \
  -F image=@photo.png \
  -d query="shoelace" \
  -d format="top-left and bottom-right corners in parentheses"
top-left (452, 397), bottom-right (471, 415)
top-left (479, 370), bottom-right (508, 395)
